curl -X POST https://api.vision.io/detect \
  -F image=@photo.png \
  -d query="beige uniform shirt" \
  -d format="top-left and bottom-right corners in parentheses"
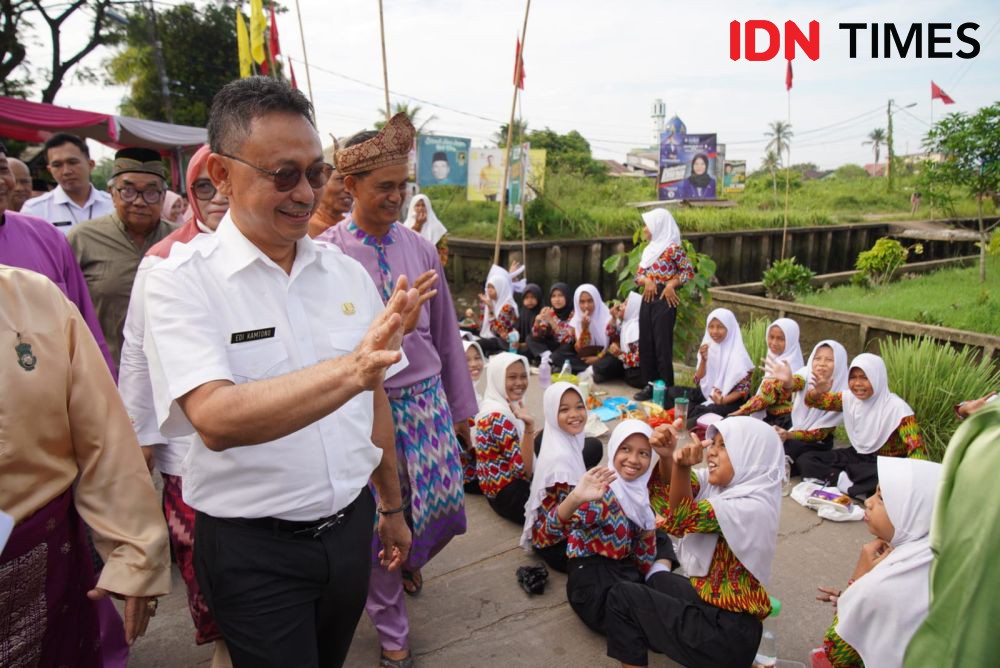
top-left (67, 213), bottom-right (176, 369)
top-left (0, 266), bottom-right (170, 597)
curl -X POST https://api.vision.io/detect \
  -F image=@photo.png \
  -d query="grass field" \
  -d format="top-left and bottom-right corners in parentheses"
top-left (798, 257), bottom-right (1000, 335)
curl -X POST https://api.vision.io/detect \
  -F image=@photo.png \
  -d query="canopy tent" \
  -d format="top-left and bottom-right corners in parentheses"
top-left (0, 96), bottom-right (208, 185)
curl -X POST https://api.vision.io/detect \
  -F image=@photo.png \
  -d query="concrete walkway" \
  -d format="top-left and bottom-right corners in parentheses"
top-left (125, 379), bottom-right (870, 667)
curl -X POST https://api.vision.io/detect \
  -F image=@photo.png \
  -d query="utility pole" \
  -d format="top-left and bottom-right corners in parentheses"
top-left (886, 99), bottom-right (894, 193)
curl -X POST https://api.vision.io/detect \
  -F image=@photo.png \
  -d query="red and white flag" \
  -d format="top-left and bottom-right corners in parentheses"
top-left (930, 81), bottom-right (955, 104)
top-left (785, 60), bottom-right (793, 91)
top-left (514, 38), bottom-right (526, 90)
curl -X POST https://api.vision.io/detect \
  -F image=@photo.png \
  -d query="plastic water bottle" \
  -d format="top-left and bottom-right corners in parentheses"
top-left (753, 597), bottom-right (782, 668)
top-left (674, 397), bottom-right (689, 427)
top-left (560, 359), bottom-right (572, 379)
top-left (507, 330), bottom-right (520, 353)
top-left (579, 378), bottom-right (592, 405)
top-left (538, 353), bottom-right (552, 389)
top-left (651, 380), bottom-right (666, 407)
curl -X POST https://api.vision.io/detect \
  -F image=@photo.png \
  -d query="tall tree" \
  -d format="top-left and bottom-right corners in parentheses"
top-left (524, 127), bottom-right (604, 178)
top-left (374, 101), bottom-right (436, 134)
top-left (493, 120), bottom-right (528, 148)
top-left (921, 102), bottom-right (1000, 283)
top-left (863, 128), bottom-right (887, 164)
top-left (765, 120), bottom-right (793, 166)
top-left (106, 2), bottom-right (239, 127)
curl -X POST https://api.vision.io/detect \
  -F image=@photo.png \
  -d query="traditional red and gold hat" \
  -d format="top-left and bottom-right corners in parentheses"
top-left (334, 112), bottom-right (414, 175)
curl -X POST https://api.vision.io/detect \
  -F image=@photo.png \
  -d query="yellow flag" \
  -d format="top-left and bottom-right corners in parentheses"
top-left (250, 0), bottom-right (266, 65)
top-left (236, 8), bottom-right (251, 78)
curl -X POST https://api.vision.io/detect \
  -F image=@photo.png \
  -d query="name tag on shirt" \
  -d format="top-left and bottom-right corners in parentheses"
top-left (230, 327), bottom-right (276, 344)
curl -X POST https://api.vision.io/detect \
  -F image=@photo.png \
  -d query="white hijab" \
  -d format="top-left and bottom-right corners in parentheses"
top-left (619, 291), bottom-right (643, 350)
top-left (479, 264), bottom-right (520, 338)
top-left (462, 339), bottom-right (486, 405)
top-left (837, 457), bottom-right (942, 668)
top-left (790, 340), bottom-right (848, 431)
top-left (475, 352), bottom-right (528, 438)
top-left (843, 354), bottom-right (914, 455)
top-left (676, 417), bottom-right (783, 586)
top-left (403, 194), bottom-right (448, 245)
top-left (569, 284), bottom-right (612, 349)
top-left (699, 308), bottom-right (755, 404)
top-left (639, 208), bottom-right (682, 270)
top-left (758, 318), bottom-right (804, 394)
top-left (520, 382), bottom-right (588, 549)
top-left (607, 419), bottom-right (657, 530)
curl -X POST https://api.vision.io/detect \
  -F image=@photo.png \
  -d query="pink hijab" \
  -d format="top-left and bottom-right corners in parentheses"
top-left (148, 145), bottom-right (212, 259)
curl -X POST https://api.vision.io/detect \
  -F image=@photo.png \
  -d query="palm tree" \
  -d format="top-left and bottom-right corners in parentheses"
top-left (765, 121), bottom-right (793, 166)
top-left (374, 101), bottom-right (437, 134)
top-left (863, 128), bottom-right (887, 164)
top-left (761, 150), bottom-right (780, 203)
top-left (493, 120), bottom-right (529, 148)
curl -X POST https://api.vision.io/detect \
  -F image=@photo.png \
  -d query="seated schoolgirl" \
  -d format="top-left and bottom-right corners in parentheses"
top-left (515, 283), bottom-right (543, 361)
top-left (520, 382), bottom-right (594, 573)
top-left (474, 353), bottom-right (535, 523)
top-left (477, 264), bottom-right (521, 355)
top-left (818, 457), bottom-right (942, 668)
top-left (527, 283), bottom-right (574, 360)
top-left (594, 292), bottom-right (643, 387)
top-left (541, 420), bottom-right (672, 634)
top-left (747, 339), bottom-right (849, 475)
top-left (683, 308), bottom-right (755, 421)
top-left (460, 340), bottom-right (486, 494)
top-left (732, 318), bottom-right (803, 428)
top-left (552, 284), bottom-right (613, 375)
top-left (795, 353), bottom-right (928, 498)
top-left (604, 417), bottom-right (784, 668)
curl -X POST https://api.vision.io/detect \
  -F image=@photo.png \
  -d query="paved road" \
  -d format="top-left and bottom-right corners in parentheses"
top-left (124, 379), bottom-right (869, 667)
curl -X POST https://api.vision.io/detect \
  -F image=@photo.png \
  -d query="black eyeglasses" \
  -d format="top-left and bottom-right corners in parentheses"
top-left (219, 152), bottom-right (333, 192)
top-left (115, 185), bottom-right (164, 204)
top-left (191, 178), bottom-right (218, 201)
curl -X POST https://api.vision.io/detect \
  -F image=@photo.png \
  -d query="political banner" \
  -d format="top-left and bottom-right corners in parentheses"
top-left (467, 147), bottom-right (546, 202)
top-left (659, 132), bottom-right (717, 201)
top-left (723, 160), bottom-right (747, 193)
top-left (416, 135), bottom-right (470, 187)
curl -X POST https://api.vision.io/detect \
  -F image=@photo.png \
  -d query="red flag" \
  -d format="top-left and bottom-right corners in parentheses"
top-left (785, 60), bottom-right (793, 91)
top-left (930, 81), bottom-right (954, 104)
top-left (268, 1), bottom-right (281, 58)
top-left (513, 38), bottom-right (526, 90)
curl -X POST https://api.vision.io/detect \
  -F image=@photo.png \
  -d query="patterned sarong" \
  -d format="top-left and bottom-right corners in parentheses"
top-left (162, 473), bottom-right (222, 644)
top-left (378, 374), bottom-right (467, 568)
top-left (0, 490), bottom-right (104, 667)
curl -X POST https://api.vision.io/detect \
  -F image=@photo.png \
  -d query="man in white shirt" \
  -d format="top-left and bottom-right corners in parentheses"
top-left (143, 76), bottom-right (417, 668)
top-left (20, 133), bottom-right (113, 233)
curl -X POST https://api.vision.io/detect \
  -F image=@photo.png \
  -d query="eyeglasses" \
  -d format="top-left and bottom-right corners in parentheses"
top-left (191, 178), bottom-right (218, 201)
top-left (115, 185), bottom-right (164, 204)
top-left (218, 152), bottom-right (333, 192)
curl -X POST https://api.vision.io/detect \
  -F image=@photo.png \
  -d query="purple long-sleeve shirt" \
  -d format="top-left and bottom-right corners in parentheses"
top-left (319, 221), bottom-right (476, 422)
top-left (0, 210), bottom-right (117, 378)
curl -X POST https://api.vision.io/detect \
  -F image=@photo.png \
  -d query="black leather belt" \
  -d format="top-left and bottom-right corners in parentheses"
top-left (223, 497), bottom-right (358, 539)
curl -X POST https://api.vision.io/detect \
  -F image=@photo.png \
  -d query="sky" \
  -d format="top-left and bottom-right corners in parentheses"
top-left (17, 0), bottom-right (1000, 170)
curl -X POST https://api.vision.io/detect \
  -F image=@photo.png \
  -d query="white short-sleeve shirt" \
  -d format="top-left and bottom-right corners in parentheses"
top-left (20, 184), bottom-right (114, 234)
top-left (143, 213), bottom-right (398, 521)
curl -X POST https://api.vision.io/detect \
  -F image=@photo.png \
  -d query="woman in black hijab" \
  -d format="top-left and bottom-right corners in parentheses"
top-left (515, 283), bottom-right (543, 358)
top-left (526, 282), bottom-right (574, 361)
top-left (678, 153), bottom-right (716, 199)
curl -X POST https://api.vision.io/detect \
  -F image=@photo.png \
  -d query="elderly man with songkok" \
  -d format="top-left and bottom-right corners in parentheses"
top-left (67, 147), bottom-right (177, 371)
top-left (319, 114), bottom-right (475, 668)
top-left (0, 142), bottom-right (116, 375)
top-left (308, 141), bottom-right (353, 238)
top-left (142, 76), bottom-right (419, 667)
top-left (21, 133), bottom-right (114, 233)
top-left (0, 265), bottom-right (170, 667)
top-left (118, 144), bottom-right (232, 665)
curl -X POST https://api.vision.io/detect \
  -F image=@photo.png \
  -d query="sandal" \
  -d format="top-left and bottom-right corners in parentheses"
top-left (401, 569), bottom-right (422, 596)
top-left (380, 653), bottom-right (414, 668)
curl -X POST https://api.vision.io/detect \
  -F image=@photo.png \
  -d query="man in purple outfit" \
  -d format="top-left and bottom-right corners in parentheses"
top-left (0, 142), bottom-right (116, 377)
top-left (318, 114), bottom-right (476, 667)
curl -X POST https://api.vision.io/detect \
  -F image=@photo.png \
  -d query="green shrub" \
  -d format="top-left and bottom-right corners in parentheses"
top-left (988, 229), bottom-right (1000, 257)
top-left (740, 318), bottom-right (770, 392)
top-left (833, 164), bottom-right (869, 180)
top-left (762, 257), bottom-right (815, 301)
top-left (853, 238), bottom-right (922, 288)
top-left (880, 337), bottom-right (1000, 462)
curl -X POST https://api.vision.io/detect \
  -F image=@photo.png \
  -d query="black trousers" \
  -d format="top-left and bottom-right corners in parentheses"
top-left (784, 433), bottom-right (834, 476)
top-left (526, 334), bottom-right (563, 360)
top-left (605, 571), bottom-right (762, 668)
top-left (638, 298), bottom-right (677, 387)
top-left (677, 386), bottom-right (745, 422)
top-left (194, 489), bottom-right (375, 668)
top-left (797, 447), bottom-right (879, 498)
top-left (487, 477), bottom-right (530, 525)
top-left (763, 412), bottom-right (792, 430)
top-left (592, 354), bottom-right (627, 384)
top-left (534, 431), bottom-right (603, 469)
top-left (567, 533), bottom-right (679, 634)
top-left (477, 336), bottom-right (506, 355)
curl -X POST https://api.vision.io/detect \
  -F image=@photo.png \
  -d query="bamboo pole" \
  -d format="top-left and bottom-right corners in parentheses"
top-left (781, 86), bottom-right (791, 260)
top-left (494, 0), bottom-right (532, 266)
top-left (378, 0), bottom-right (391, 119)
top-left (293, 0), bottom-right (314, 107)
